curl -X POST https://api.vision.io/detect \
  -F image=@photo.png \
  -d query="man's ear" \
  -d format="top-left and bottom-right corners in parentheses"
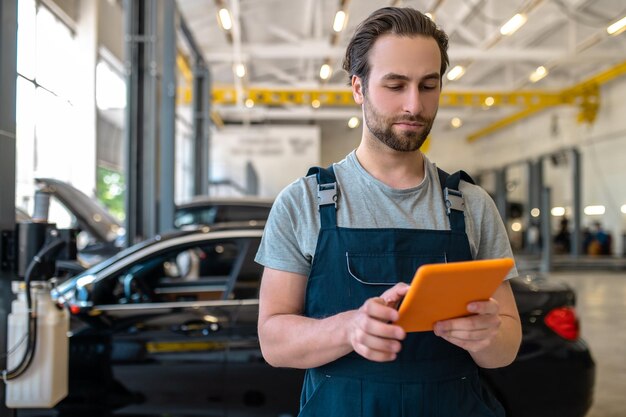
top-left (352, 75), bottom-right (364, 105)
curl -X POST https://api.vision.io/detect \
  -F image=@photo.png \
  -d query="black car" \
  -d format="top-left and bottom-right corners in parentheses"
top-left (481, 275), bottom-right (595, 417)
top-left (174, 196), bottom-right (273, 229)
top-left (45, 225), bottom-right (594, 417)
top-left (34, 178), bottom-right (272, 265)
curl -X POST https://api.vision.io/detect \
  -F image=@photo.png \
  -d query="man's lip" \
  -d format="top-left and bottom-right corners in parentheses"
top-left (394, 121), bottom-right (423, 127)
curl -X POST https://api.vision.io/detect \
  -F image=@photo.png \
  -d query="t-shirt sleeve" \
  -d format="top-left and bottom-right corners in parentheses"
top-left (254, 181), bottom-right (312, 277)
top-left (463, 183), bottom-right (519, 280)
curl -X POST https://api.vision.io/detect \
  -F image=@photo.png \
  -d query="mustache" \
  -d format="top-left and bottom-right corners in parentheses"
top-left (393, 115), bottom-right (431, 124)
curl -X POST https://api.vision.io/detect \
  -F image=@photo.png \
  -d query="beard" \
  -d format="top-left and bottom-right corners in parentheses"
top-left (363, 96), bottom-right (435, 152)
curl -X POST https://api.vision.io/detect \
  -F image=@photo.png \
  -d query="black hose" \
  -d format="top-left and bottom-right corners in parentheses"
top-left (2, 238), bottom-right (65, 381)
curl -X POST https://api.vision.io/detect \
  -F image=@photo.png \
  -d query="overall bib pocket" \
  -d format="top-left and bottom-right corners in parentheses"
top-left (345, 252), bottom-right (446, 287)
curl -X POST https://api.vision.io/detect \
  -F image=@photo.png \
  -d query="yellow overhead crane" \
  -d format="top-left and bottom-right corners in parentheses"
top-left (176, 56), bottom-right (626, 143)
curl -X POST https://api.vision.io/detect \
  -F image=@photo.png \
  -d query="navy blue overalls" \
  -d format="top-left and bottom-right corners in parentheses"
top-left (299, 166), bottom-right (505, 417)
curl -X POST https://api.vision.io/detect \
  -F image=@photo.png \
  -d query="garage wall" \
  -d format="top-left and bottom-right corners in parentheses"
top-left (431, 76), bottom-right (626, 255)
top-left (320, 120), bottom-right (361, 167)
top-left (211, 125), bottom-right (321, 198)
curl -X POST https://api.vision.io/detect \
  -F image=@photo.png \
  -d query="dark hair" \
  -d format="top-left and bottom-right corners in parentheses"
top-left (342, 7), bottom-right (449, 91)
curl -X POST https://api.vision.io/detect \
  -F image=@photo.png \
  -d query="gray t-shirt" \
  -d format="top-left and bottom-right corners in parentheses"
top-left (255, 151), bottom-right (517, 279)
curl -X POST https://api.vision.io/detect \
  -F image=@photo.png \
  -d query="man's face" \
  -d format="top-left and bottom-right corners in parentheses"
top-left (353, 34), bottom-right (442, 152)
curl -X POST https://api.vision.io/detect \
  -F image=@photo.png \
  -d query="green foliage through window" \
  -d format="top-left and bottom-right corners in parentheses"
top-left (97, 166), bottom-right (125, 221)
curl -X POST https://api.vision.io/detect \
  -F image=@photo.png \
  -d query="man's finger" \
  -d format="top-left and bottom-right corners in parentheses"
top-left (380, 282), bottom-right (410, 305)
top-left (363, 297), bottom-right (401, 323)
top-left (353, 342), bottom-right (398, 362)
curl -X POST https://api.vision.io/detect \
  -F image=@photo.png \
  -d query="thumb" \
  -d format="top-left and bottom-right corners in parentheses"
top-left (381, 282), bottom-right (410, 305)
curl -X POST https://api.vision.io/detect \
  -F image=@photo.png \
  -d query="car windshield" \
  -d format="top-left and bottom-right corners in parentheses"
top-left (55, 235), bottom-right (163, 293)
top-left (174, 202), bottom-right (271, 228)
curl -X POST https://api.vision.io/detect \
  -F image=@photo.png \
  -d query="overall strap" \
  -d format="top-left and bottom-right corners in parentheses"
top-left (436, 168), bottom-right (475, 232)
top-left (306, 165), bottom-right (338, 228)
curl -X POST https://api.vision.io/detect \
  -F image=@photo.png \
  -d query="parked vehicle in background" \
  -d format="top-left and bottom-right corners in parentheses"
top-left (481, 273), bottom-right (595, 417)
top-left (35, 178), bottom-right (125, 265)
top-left (34, 178), bottom-right (272, 266)
top-left (174, 196), bottom-right (273, 228)
top-left (43, 224), bottom-right (595, 417)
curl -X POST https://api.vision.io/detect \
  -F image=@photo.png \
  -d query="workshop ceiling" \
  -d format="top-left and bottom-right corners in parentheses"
top-left (176, 0), bottom-right (626, 138)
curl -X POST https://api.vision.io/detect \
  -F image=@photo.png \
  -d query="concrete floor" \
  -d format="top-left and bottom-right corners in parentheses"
top-left (548, 271), bottom-right (626, 417)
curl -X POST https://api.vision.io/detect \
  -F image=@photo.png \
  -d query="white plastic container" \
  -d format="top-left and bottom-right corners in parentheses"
top-left (5, 281), bottom-right (69, 408)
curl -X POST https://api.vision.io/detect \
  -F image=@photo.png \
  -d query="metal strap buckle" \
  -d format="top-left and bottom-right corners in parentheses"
top-left (444, 187), bottom-right (464, 215)
top-left (317, 182), bottom-right (337, 210)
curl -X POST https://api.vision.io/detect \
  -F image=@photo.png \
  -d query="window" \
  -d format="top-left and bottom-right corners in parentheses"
top-left (16, 0), bottom-right (79, 212)
top-left (96, 237), bottom-right (262, 305)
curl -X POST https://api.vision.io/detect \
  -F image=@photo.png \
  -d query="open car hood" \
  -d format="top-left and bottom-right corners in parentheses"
top-left (35, 178), bottom-right (123, 246)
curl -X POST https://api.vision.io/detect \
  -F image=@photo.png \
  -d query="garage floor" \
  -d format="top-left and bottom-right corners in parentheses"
top-left (549, 270), bottom-right (626, 417)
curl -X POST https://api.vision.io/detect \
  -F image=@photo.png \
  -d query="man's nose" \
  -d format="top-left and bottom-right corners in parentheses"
top-left (402, 88), bottom-right (423, 114)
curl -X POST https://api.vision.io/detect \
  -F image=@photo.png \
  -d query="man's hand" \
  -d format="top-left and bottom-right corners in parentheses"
top-left (433, 298), bottom-right (501, 353)
top-left (348, 283), bottom-right (409, 362)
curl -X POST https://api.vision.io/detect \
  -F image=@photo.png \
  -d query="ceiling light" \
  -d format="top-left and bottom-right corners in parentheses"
top-left (621, 204), bottom-right (626, 214)
top-left (484, 96), bottom-right (495, 107)
top-left (511, 222), bottom-right (522, 232)
top-left (500, 13), bottom-right (527, 36)
top-left (333, 10), bottom-right (347, 32)
top-left (446, 65), bottom-right (465, 81)
top-left (311, 99), bottom-right (321, 109)
top-left (319, 64), bottom-right (332, 80)
top-left (551, 207), bottom-right (565, 216)
top-left (450, 117), bottom-right (462, 128)
top-left (607, 15), bottom-right (626, 35)
top-left (584, 205), bottom-right (605, 216)
top-left (530, 208), bottom-right (540, 217)
top-left (217, 8), bottom-right (233, 31)
top-left (348, 117), bottom-right (360, 129)
top-left (244, 98), bottom-right (254, 108)
top-left (529, 66), bottom-right (548, 83)
top-left (234, 63), bottom-right (246, 78)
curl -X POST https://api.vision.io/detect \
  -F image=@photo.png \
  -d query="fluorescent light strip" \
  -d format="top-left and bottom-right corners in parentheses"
top-left (319, 64), bottom-right (332, 80)
top-left (333, 10), bottom-right (347, 33)
top-left (584, 205), bottom-right (605, 216)
top-left (551, 207), bottom-right (565, 216)
top-left (446, 65), bottom-right (465, 81)
top-left (234, 63), bottom-right (246, 78)
top-left (607, 15), bottom-right (626, 35)
top-left (218, 8), bottom-right (232, 31)
top-left (529, 66), bottom-right (548, 83)
top-left (500, 13), bottom-right (527, 36)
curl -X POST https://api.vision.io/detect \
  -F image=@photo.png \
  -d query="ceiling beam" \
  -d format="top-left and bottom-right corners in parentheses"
top-left (203, 43), bottom-right (618, 62)
top-left (467, 60), bottom-right (626, 142)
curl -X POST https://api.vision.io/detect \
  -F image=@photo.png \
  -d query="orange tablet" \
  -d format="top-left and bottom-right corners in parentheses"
top-left (394, 258), bottom-right (514, 332)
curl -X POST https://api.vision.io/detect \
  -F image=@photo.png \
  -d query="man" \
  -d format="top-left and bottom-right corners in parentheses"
top-left (255, 7), bottom-right (521, 416)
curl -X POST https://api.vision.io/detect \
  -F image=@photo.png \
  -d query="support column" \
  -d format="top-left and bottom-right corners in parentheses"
top-left (528, 159), bottom-right (544, 254)
top-left (0, 0), bottom-right (18, 415)
top-left (494, 168), bottom-right (508, 224)
top-left (193, 64), bottom-right (210, 196)
top-left (179, 16), bottom-right (209, 197)
top-left (541, 187), bottom-right (553, 273)
top-left (571, 148), bottom-right (582, 256)
top-left (158, 0), bottom-right (176, 233)
top-left (124, 0), bottom-right (158, 245)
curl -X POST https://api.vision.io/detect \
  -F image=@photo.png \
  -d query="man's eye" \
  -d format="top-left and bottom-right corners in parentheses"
top-left (386, 85), bottom-right (403, 91)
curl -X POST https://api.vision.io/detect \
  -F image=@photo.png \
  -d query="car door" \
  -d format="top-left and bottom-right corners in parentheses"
top-left (220, 237), bottom-right (304, 417)
top-left (85, 233), bottom-right (262, 416)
